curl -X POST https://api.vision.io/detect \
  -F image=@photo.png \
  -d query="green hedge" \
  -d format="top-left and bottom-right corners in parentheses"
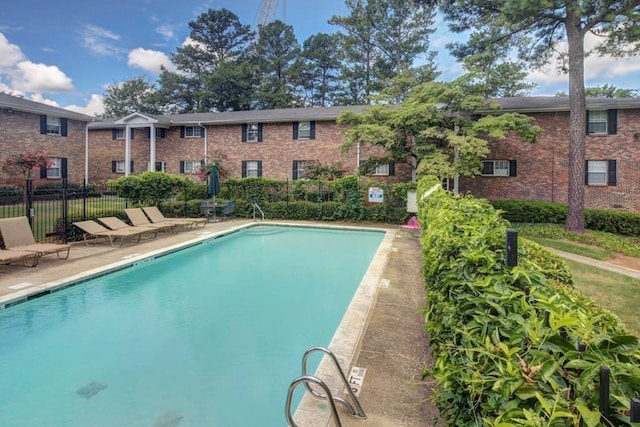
top-left (491, 199), bottom-right (640, 237)
top-left (419, 176), bottom-right (640, 426)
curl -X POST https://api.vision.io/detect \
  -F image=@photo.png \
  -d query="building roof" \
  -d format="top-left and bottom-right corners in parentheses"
top-left (88, 105), bottom-right (370, 129)
top-left (0, 93), bottom-right (95, 122)
top-left (493, 96), bottom-right (640, 113)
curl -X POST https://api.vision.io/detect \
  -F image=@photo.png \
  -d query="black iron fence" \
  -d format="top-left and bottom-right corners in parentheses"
top-left (0, 180), bottom-right (130, 243)
top-left (0, 178), bottom-right (412, 243)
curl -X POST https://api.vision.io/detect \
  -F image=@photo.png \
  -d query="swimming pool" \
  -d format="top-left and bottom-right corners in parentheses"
top-left (0, 224), bottom-right (389, 426)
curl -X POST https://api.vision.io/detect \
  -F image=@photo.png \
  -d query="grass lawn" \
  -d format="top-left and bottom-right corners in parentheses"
top-left (566, 259), bottom-right (640, 337)
top-left (525, 236), bottom-right (614, 260)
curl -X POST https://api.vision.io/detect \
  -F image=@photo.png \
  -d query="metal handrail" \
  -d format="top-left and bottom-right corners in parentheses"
top-left (285, 376), bottom-right (342, 427)
top-left (301, 347), bottom-right (367, 419)
top-left (252, 203), bottom-right (264, 221)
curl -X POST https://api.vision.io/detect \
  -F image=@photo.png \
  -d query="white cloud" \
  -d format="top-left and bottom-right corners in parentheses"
top-left (0, 32), bottom-right (74, 94)
top-left (527, 31), bottom-right (640, 88)
top-left (127, 48), bottom-right (175, 73)
top-left (155, 24), bottom-right (176, 41)
top-left (28, 93), bottom-right (61, 107)
top-left (0, 32), bottom-right (25, 68)
top-left (65, 94), bottom-right (105, 116)
top-left (12, 61), bottom-right (74, 93)
top-left (79, 24), bottom-right (122, 58)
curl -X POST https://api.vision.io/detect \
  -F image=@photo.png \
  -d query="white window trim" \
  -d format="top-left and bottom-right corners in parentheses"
top-left (115, 129), bottom-right (125, 140)
top-left (184, 160), bottom-right (201, 174)
top-left (47, 157), bottom-right (62, 179)
top-left (47, 116), bottom-right (61, 135)
top-left (246, 124), bottom-right (259, 142)
top-left (246, 160), bottom-right (259, 177)
top-left (587, 160), bottom-right (607, 185)
top-left (588, 110), bottom-right (608, 135)
top-left (373, 164), bottom-right (390, 176)
top-left (298, 121), bottom-right (311, 140)
top-left (482, 160), bottom-right (510, 177)
top-left (184, 126), bottom-right (203, 138)
top-left (115, 160), bottom-right (126, 174)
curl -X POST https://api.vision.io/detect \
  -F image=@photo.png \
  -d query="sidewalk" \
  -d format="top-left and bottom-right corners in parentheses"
top-left (550, 249), bottom-right (640, 280)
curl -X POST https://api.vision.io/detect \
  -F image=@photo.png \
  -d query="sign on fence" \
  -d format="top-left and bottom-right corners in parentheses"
top-left (368, 187), bottom-right (384, 203)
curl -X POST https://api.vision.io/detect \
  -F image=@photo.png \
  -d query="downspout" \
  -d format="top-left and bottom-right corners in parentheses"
top-left (199, 123), bottom-right (208, 164)
top-left (356, 142), bottom-right (361, 175)
top-left (84, 122), bottom-right (89, 184)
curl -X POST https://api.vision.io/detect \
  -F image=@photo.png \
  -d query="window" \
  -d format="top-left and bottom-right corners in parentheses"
top-left (247, 124), bottom-right (259, 142)
top-left (47, 158), bottom-right (61, 178)
top-left (293, 160), bottom-right (312, 180)
top-left (242, 123), bottom-right (263, 142)
top-left (588, 111), bottom-right (607, 134)
top-left (112, 161), bottom-right (134, 174)
top-left (180, 160), bottom-right (202, 174)
top-left (115, 161), bottom-right (126, 174)
top-left (293, 121), bottom-right (315, 140)
top-left (482, 160), bottom-right (515, 177)
top-left (149, 161), bottom-right (166, 172)
top-left (114, 129), bottom-right (125, 140)
top-left (587, 109), bottom-right (617, 135)
top-left (47, 116), bottom-right (60, 135)
top-left (373, 164), bottom-right (390, 176)
top-left (147, 128), bottom-right (167, 139)
top-left (242, 160), bottom-right (262, 178)
top-left (586, 160), bottom-right (616, 186)
top-left (40, 115), bottom-right (67, 136)
top-left (40, 157), bottom-right (66, 179)
top-left (183, 126), bottom-right (203, 138)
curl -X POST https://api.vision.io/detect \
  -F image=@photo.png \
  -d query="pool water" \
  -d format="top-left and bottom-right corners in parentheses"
top-left (0, 225), bottom-right (384, 426)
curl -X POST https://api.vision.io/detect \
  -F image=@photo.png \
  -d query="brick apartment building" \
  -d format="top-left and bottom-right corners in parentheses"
top-left (2, 93), bottom-right (640, 212)
top-left (461, 97), bottom-right (640, 212)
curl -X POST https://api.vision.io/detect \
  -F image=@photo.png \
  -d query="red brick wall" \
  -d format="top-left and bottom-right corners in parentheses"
top-left (460, 109), bottom-right (640, 212)
top-left (0, 109), bottom-right (87, 184)
top-left (87, 121), bottom-right (411, 183)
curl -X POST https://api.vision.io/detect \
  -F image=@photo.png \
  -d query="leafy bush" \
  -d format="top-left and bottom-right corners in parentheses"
top-left (491, 199), bottom-right (640, 237)
top-left (34, 182), bottom-right (85, 199)
top-left (108, 171), bottom-right (193, 206)
top-left (418, 175), bottom-right (640, 426)
top-left (515, 223), bottom-right (640, 257)
top-left (0, 185), bottom-right (23, 198)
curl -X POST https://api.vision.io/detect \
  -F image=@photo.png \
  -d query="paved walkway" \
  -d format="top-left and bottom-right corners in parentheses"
top-left (550, 249), bottom-right (640, 280)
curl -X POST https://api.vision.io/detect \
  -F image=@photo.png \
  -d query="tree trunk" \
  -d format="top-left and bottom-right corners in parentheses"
top-left (564, 13), bottom-right (586, 233)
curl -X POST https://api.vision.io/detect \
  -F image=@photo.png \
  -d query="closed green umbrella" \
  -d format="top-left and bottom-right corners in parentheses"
top-left (208, 164), bottom-right (221, 220)
top-left (208, 164), bottom-right (221, 198)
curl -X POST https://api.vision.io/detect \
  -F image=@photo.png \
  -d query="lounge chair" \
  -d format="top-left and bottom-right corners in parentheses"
top-left (124, 208), bottom-right (177, 233)
top-left (98, 217), bottom-right (160, 239)
top-left (0, 248), bottom-right (40, 267)
top-left (72, 220), bottom-right (150, 247)
top-left (0, 217), bottom-right (70, 260)
top-left (142, 206), bottom-right (207, 229)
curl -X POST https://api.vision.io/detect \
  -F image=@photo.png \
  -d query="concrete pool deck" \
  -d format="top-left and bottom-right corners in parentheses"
top-left (0, 219), bottom-right (438, 426)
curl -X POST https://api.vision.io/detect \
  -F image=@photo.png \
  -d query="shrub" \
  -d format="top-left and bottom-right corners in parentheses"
top-left (0, 185), bottom-right (23, 198)
top-left (491, 199), bottom-right (640, 237)
top-left (418, 175), bottom-right (640, 426)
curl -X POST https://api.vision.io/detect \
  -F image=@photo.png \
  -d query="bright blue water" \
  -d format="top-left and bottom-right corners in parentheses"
top-left (0, 225), bottom-right (384, 426)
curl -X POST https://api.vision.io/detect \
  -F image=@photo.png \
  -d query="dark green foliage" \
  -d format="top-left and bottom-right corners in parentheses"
top-left (0, 185), bottom-right (23, 198)
top-left (33, 183), bottom-right (88, 199)
top-left (418, 175), bottom-right (640, 426)
top-left (492, 200), bottom-right (640, 237)
top-left (491, 200), bottom-right (567, 224)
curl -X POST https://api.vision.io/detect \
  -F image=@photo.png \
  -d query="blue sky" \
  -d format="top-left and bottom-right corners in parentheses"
top-left (0, 0), bottom-right (639, 116)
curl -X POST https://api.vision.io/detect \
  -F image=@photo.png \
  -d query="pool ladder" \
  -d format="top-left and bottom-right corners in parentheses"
top-left (285, 346), bottom-right (367, 427)
top-left (252, 203), bottom-right (264, 221)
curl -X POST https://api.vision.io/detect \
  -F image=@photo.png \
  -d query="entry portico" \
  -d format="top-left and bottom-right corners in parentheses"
top-left (113, 113), bottom-right (171, 176)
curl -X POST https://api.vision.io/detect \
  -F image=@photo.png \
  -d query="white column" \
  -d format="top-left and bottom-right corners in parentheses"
top-left (150, 124), bottom-right (156, 171)
top-left (124, 125), bottom-right (131, 176)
